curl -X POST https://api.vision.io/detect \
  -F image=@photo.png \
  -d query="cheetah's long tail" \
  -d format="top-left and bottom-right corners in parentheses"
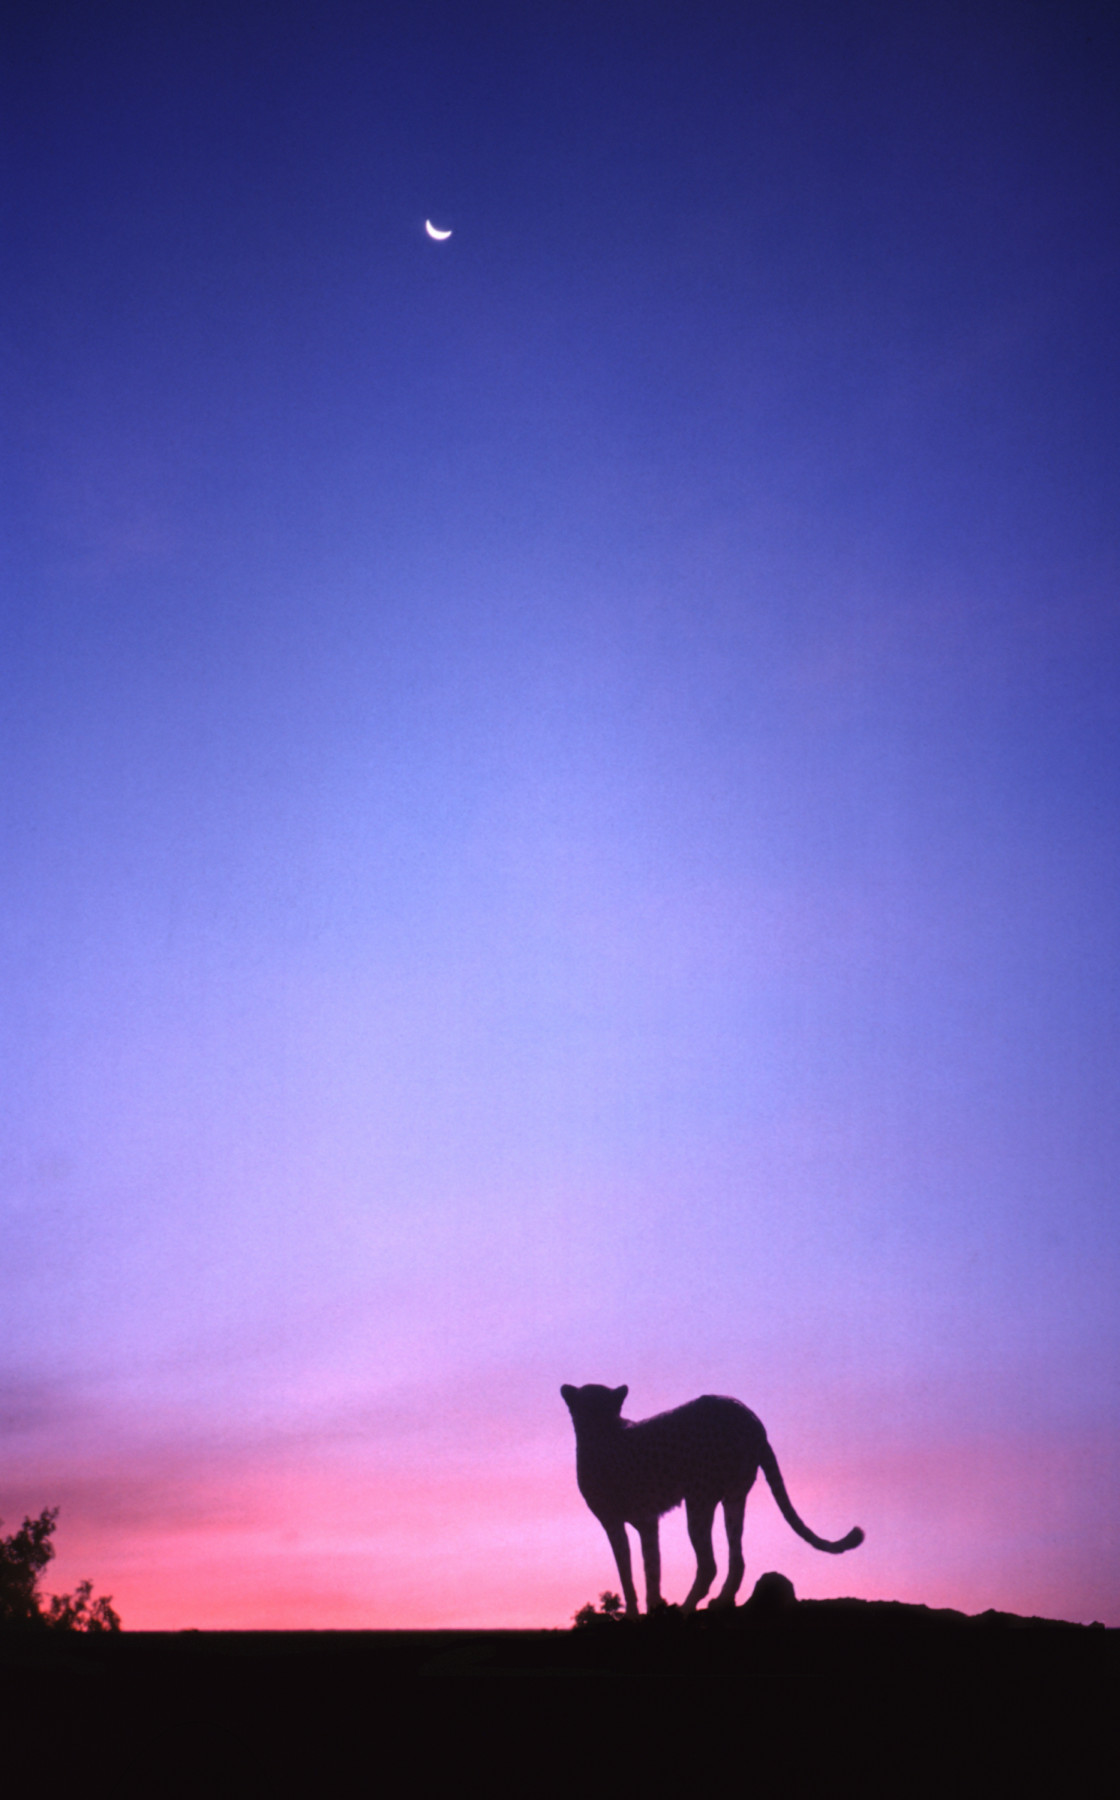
top-left (759, 1441), bottom-right (864, 1553)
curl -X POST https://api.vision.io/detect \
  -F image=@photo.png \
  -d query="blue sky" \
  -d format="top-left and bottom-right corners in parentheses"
top-left (2, 1), bottom-right (1118, 1625)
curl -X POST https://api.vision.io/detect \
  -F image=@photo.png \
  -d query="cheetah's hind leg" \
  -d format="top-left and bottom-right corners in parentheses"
top-left (708, 1490), bottom-right (747, 1609)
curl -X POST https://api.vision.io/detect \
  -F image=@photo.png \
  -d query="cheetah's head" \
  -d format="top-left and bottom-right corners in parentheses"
top-left (561, 1383), bottom-right (629, 1433)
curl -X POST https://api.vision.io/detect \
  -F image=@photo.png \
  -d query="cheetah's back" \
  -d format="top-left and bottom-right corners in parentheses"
top-left (619, 1394), bottom-right (767, 1517)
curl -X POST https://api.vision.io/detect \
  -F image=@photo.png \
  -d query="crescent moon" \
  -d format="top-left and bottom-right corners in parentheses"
top-left (425, 220), bottom-right (452, 240)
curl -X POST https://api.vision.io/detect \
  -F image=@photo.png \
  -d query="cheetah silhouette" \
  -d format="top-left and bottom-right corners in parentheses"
top-left (562, 1383), bottom-right (864, 1616)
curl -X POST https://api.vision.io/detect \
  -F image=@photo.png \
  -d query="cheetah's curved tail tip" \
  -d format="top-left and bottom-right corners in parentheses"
top-left (760, 1441), bottom-right (864, 1555)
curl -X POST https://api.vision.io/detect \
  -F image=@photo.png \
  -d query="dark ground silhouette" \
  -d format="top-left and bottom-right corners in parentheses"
top-left (1, 1573), bottom-right (1112, 1686)
top-left (2, 1575), bottom-right (1112, 1788)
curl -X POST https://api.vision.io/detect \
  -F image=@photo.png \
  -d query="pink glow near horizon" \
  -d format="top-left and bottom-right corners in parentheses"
top-left (5, 1378), bottom-right (1115, 1628)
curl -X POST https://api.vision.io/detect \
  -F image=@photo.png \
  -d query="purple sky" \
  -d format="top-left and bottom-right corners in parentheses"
top-left (2, 1), bottom-right (1118, 1627)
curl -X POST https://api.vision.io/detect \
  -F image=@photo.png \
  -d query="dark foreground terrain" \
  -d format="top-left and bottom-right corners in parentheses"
top-left (2, 1577), bottom-right (1113, 1687)
top-left (4, 1579), bottom-right (1113, 1784)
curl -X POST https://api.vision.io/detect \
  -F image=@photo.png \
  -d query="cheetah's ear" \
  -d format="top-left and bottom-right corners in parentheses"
top-left (612, 1385), bottom-right (628, 1409)
top-left (560, 1384), bottom-right (577, 1406)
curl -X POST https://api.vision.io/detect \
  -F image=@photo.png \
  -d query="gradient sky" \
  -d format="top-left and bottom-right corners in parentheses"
top-left (2, 1), bottom-right (1117, 1629)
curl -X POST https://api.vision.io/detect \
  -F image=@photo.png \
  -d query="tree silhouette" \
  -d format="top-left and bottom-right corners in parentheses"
top-left (0, 1508), bottom-right (121, 1631)
top-left (0, 1508), bottom-right (57, 1625)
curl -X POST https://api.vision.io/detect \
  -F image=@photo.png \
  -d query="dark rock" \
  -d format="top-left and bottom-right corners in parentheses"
top-left (743, 1571), bottom-right (797, 1616)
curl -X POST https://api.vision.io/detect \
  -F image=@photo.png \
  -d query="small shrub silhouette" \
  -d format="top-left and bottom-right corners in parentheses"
top-left (573, 1591), bottom-right (625, 1628)
top-left (0, 1508), bottom-right (120, 1631)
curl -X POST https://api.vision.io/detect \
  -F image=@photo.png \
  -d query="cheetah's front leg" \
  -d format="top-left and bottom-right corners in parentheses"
top-left (602, 1518), bottom-right (641, 1619)
top-left (681, 1497), bottom-right (718, 1613)
top-left (636, 1519), bottom-right (663, 1612)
